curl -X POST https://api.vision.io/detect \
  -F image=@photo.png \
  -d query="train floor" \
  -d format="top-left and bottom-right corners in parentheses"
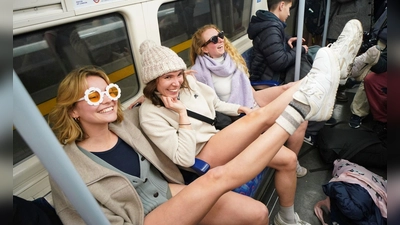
top-left (262, 86), bottom-right (387, 225)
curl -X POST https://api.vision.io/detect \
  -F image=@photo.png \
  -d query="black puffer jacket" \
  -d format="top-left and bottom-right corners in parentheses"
top-left (247, 10), bottom-right (304, 81)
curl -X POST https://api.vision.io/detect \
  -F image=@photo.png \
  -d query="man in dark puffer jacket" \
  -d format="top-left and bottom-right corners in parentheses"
top-left (247, 0), bottom-right (311, 84)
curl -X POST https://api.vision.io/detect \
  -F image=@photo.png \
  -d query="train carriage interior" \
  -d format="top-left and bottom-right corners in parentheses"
top-left (12, 0), bottom-right (387, 224)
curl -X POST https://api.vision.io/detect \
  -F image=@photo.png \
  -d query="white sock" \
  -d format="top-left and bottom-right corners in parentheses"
top-left (279, 205), bottom-right (295, 223)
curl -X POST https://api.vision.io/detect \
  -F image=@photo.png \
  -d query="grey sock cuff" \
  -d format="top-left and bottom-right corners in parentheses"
top-left (276, 105), bottom-right (304, 135)
top-left (289, 100), bottom-right (310, 119)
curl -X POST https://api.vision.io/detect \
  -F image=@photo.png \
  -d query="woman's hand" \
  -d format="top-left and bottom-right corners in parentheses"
top-left (128, 95), bottom-right (145, 109)
top-left (161, 95), bottom-right (191, 127)
top-left (238, 106), bottom-right (253, 115)
top-left (161, 95), bottom-right (186, 114)
top-left (281, 82), bottom-right (294, 90)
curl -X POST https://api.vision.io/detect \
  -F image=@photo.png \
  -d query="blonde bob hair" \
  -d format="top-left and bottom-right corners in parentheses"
top-left (189, 24), bottom-right (250, 77)
top-left (48, 66), bottom-right (124, 145)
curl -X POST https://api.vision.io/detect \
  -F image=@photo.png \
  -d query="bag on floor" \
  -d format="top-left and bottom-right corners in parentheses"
top-left (315, 125), bottom-right (386, 168)
top-left (314, 159), bottom-right (387, 225)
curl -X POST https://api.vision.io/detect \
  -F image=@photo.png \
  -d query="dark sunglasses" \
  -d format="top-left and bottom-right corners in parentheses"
top-left (202, 31), bottom-right (224, 47)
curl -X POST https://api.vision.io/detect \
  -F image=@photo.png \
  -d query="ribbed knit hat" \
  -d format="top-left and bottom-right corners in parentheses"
top-left (139, 40), bottom-right (187, 84)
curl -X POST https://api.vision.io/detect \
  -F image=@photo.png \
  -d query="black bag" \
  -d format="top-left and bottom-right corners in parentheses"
top-left (305, 0), bottom-right (326, 36)
top-left (316, 125), bottom-right (387, 168)
top-left (186, 109), bottom-right (233, 130)
top-left (214, 111), bottom-right (233, 130)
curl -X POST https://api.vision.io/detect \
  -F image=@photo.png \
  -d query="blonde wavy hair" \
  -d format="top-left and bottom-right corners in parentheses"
top-left (189, 24), bottom-right (249, 77)
top-left (48, 66), bottom-right (124, 145)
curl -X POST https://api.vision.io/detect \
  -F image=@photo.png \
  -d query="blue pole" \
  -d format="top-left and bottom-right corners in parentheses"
top-left (294, 0), bottom-right (306, 81)
top-left (13, 71), bottom-right (110, 225)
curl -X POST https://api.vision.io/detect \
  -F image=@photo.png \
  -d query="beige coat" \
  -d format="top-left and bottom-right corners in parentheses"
top-left (50, 108), bottom-right (184, 225)
top-left (139, 75), bottom-right (241, 167)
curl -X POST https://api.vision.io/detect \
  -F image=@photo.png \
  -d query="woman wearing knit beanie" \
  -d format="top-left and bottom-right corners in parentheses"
top-left (137, 31), bottom-right (359, 223)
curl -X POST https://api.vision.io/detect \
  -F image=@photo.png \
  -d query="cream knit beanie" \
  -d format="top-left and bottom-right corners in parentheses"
top-left (139, 40), bottom-right (187, 84)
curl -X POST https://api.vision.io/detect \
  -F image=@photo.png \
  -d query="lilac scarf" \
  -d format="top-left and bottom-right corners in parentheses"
top-left (191, 53), bottom-right (254, 108)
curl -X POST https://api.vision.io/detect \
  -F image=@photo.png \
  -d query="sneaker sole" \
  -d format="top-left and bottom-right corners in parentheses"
top-left (294, 47), bottom-right (340, 121)
top-left (329, 19), bottom-right (363, 79)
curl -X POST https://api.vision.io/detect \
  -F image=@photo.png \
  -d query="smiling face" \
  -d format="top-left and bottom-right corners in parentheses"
top-left (201, 28), bottom-right (225, 58)
top-left (156, 70), bottom-right (184, 98)
top-left (70, 76), bottom-right (118, 128)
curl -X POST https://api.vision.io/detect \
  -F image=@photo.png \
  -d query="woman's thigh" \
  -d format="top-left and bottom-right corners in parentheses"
top-left (170, 184), bottom-right (269, 225)
top-left (253, 81), bottom-right (299, 107)
top-left (253, 86), bottom-right (286, 107)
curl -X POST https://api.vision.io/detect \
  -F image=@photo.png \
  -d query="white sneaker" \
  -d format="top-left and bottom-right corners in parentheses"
top-left (350, 45), bottom-right (381, 81)
top-left (327, 19), bottom-right (363, 80)
top-left (293, 47), bottom-right (340, 121)
top-left (296, 161), bottom-right (307, 178)
top-left (274, 212), bottom-right (311, 225)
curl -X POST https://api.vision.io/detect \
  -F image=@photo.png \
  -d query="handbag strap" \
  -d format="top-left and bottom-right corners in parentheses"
top-left (186, 109), bottom-right (215, 125)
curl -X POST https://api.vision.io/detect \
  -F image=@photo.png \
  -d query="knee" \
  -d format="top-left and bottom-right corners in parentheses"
top-left (247, 107), bottom-right (274, 127)
top-left (272, 149), bottom-right (297, 171)
top-left (202, 166), bottom-right (232, 192)
top-left (204, 166), bottom-right (225, 180)
top-left (251, 203), bottom-right (269, 225)
top-left (284, 151), bottom-right (298, 171)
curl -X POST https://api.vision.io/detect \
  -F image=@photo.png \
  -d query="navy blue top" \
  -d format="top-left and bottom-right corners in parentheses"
top-left (92, 137), bottom-right (140, 177)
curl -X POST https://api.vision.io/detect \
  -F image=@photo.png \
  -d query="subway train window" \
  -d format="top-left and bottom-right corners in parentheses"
top-left (158, 0), bottom-right (252, 64)
top-left (13, 13), bottom-right (139, 165)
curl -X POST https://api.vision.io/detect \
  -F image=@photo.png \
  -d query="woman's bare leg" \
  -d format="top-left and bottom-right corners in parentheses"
top-left (285, 121), bottom-right (307, 156)
top-left (252, 81), bottom-right (307, 157)
top-left (170, 185), bottom-right (269, 225)
top-left (267, 146), bottom-right (297, 207)
top-left (252, 82), bottom-right (300, 107)
top-left (197, 81), bottom-right (302, 167)
top-left (146, 123), bottom-right (291, 225)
